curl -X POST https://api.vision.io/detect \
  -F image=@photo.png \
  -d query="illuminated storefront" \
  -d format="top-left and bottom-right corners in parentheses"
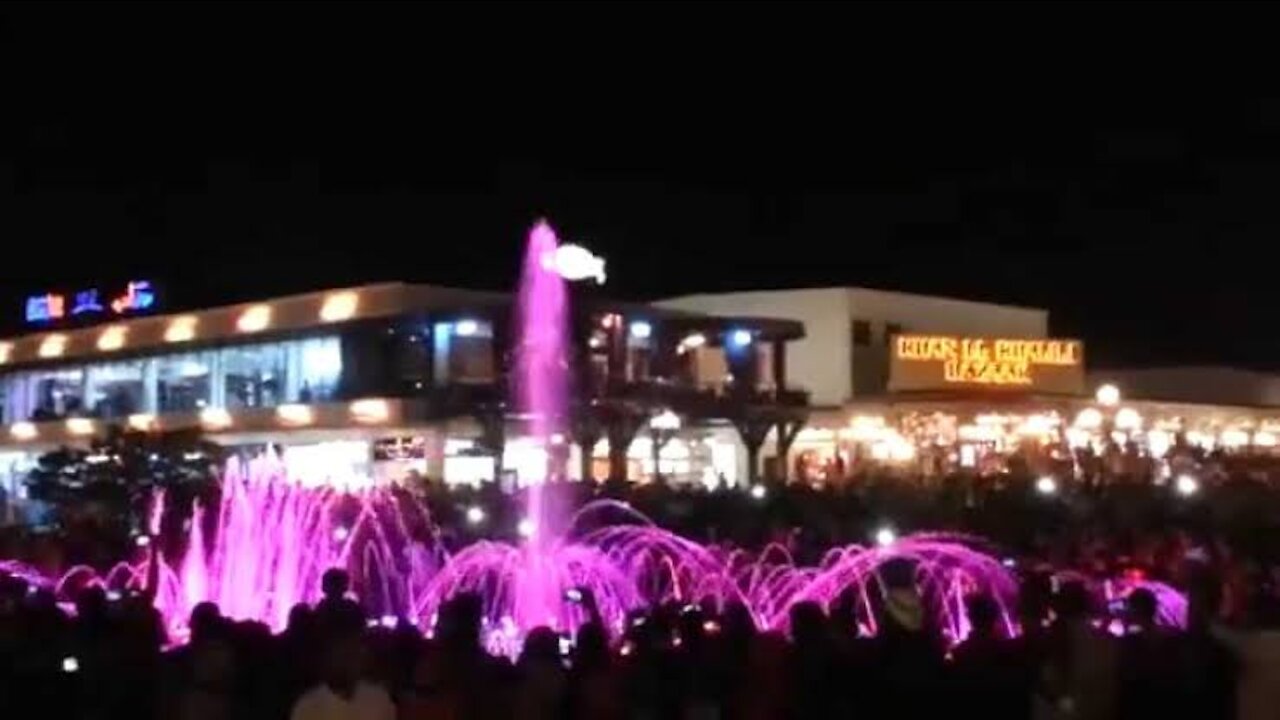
top-left (0, 282), bottom-right (805, 510)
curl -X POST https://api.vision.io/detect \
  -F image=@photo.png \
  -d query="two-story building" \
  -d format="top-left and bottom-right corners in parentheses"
top-left (0, 282), bottom-right (808, 523)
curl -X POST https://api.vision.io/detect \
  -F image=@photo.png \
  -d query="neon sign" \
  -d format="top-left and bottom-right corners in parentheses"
top-left (25, 280), bottom-right (157, 325)
top-left (890, 335), bottom-right (1084, 393)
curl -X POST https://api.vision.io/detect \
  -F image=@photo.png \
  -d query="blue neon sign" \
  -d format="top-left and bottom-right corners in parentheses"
top-left (25, 280), bottom-right (158, 325)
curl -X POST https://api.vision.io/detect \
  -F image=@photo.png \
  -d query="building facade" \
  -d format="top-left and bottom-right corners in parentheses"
top-left (0, 283), bottom-right (808, 523)
top-left (655, 287), bottom-right (1048, 406)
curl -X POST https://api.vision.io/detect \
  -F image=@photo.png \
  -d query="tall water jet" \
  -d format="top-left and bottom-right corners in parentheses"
top-left (511, 219), bottom-right (572, 626)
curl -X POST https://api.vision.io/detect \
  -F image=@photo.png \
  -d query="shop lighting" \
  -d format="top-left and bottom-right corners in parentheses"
top-left (165, 316), bottom-right (198, 343)
top-left (38, 334), bottom-right (68, 358)
top-left (1221, 429), bottom-right (1250, 449)
top-left (1035, 476), bottom-right (1058, 496)
top-left (1095, 384), bottom-right (1121, 407)
top-left (0, 342), bottom-right (13, 365)
top-left (649, 410), bottom-right (681, 432)
top-left (1074, 408), bottom-right (1103, 430)
top-left (466, 506), bottom-right (487, 525)
top-left (1255, 431), bottom-right (1278, 448)
top-left (729, 329), bottom-right (753, 348)
top-left (454, 319), bottom-right (479, 337)
top-left (874, 527), bottom-right (897, 547)
top-left (1114, 408), bottom-right (1143, 431)
top-left (10, 422), bottom-right (37, 441)
top-left (749, 484), bottom-right (767, 501)
top-left (677, 333), bottom-right (706, 353)
top-left (350, 399), bottom-right (390, 424)
top-left (319, 291), bottom-right (360, 322)
top-left (128, 414), bottom-right (156, 432)
top-left (1176, 475), bottom-right (1200, 497)
top-left (199, 408), bottom-right (233, 430)
top-left (97, 325), bottom-right (127, 351)
top-left (236, 305), bottom-right (272, 333)
top-left (629, 320), bottom-right (652, 339)
top-left (277, 404), bottom-right (314, 426)
top-left (66, 418), bottom-right (95, 436)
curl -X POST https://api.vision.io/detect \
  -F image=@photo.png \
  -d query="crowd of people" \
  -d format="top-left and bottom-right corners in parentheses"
top-left (1, 556), bottom-right (1278, 720)
top-left (5, 459), bottom-right (1280, 719)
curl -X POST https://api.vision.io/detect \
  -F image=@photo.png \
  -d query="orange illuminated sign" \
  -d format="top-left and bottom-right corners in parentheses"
top-left (889, 335), bottom-right (1084, 393)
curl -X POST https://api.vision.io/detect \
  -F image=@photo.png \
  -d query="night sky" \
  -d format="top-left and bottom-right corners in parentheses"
top-left (0, 4), bottom-right (1274, 369)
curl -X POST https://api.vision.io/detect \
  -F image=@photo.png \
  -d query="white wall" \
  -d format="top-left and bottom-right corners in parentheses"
top-left (847, 288), bottom-right (1048, 339)
top-left (654, 288), bottom-right (851, 406)
top-left (656, 287), bottom-right (1050, 406)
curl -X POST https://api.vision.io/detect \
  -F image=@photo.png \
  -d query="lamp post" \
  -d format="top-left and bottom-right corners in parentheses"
top-left (648, 409), bottom-right (682, 483)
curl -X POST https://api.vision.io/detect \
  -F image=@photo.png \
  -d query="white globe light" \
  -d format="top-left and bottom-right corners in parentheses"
top-left (1095, 384), bottom-right (1121, 407)
top-left (749, 484), bottom-right (767, 501)
top-left (629, 321), bottom-right (652, 339)
top-left (1035, 476), bottom-right (1058, 495)
top-left (874, 527), bottom-right (897, 547)
top-left (517, 517), bottom-right (537, 538)
top-left (466, 506), bottom-right (486, 525)
top-left (332, 525), bottom-right (350, 543)
top-left (730, 329), bottom-right (753, 348)
top-left (1176, 475), bottom-right (1200, 497)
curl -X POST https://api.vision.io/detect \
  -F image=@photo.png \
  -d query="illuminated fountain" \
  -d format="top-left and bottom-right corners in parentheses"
top-left (0, 220), bottom-right (1188, 652)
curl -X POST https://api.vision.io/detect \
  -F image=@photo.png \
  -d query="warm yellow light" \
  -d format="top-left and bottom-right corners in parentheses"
top-left (320, 291), bottom-right (360, 322)
top-left (200, 408), bottom-right (233, 430)
top-left (1074, 408), bottom-right (1103, 430)
top-left (97, 325), bottom-right (127, 351)
top-left (0, 342), bottom-right (12, 365)
top-left (1114, 407), bottom-right (1143, 431)
top-left (38, 334), bottom-right (68, 358)
top-left (349, 398), bottom-right (390, 424)
top-left (1095, 383), bottom-right (1121, 407)
top-left (1146, 429), bottom-right (1173, 458)
top-left (1065, 427), bottom-right (1090, 449)
top-left (237, 305), bottom-right (272, 333)
top-left (165, 315), bottom-right (198, 343)
top-left (10, 422), bottom-right (37, 441)
top-left (66, 417), bottom-right (95, 436)
top-left (127, 413), bottom-right (156, 432)
top-left (1221, 428), bottom-right (1250, 449)
top-left (277, 404), bottom-right (314, 426)
top-left (1254, 431), bottom-right (1277, 448)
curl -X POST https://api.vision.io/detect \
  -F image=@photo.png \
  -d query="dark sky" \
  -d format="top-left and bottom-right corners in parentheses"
top-left (0, 3), bottom-right (1275, 369)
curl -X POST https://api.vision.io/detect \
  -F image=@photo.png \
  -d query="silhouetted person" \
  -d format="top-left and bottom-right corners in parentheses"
top-left (952, 593), bottom-right (1026, 720)
top-left (1037, 580), bottom-right (1117, 720)
top-left (1118, 588), bottom-right (1178, 718)
top-left (786, 601), bottom-right (842, 718)
top-left (864, 558), bottom-right (946, 719)
top-left (290, 630), bottom-right (394, 720)
top-left (313, 568), bottom-right (362, 640)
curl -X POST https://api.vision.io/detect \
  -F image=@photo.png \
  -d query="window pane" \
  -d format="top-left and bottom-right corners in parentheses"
top-left (85, 361), bottom-right (145, 418)
top-left (221, 342), bottom-right (288, 409)
top-left (157, 352), bottom-right (213, 413)
top-left (852, 320), bottom-right (872, 346)
top-left (297, 337), bottom-right (342, 401)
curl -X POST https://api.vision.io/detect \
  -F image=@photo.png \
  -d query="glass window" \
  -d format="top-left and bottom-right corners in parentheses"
top-left (10, 368), bottom-right (87, 421)
top-left (157, 351), bottom-right (215, 413)
top-left (85, 361), bottom-right (146, 418)
top-left (221, 342), bottom-right (289, 409)
top-left (434, 320), bottom-right (494, 385)
top-left (852, 319), bottom-right (872, 347)
top-left (295, 337), bottom-right (342, 401)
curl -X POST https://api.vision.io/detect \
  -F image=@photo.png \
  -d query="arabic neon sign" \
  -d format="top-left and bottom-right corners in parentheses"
top-left (25, 280), bottom-right (157, 325)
